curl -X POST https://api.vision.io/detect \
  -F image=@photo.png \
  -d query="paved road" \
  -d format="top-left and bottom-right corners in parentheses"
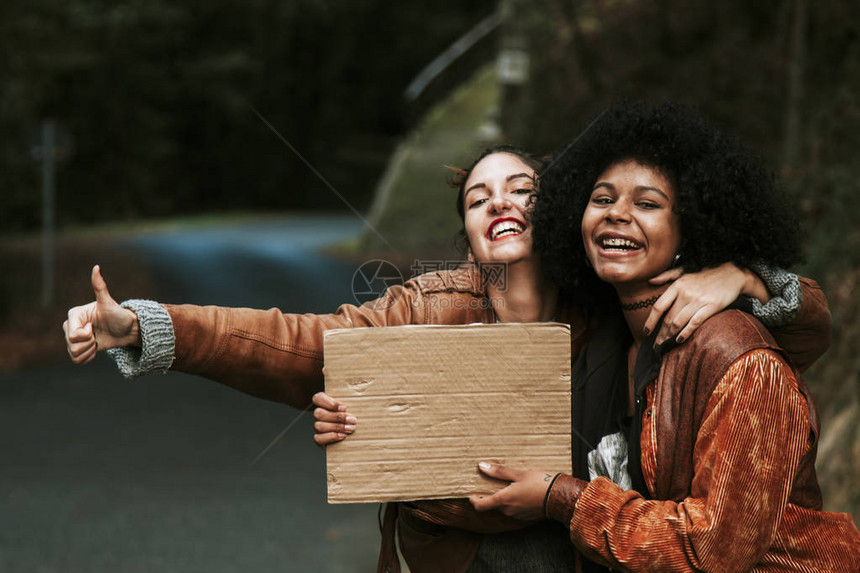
top-left (0, 214), bottom-right (382, 573)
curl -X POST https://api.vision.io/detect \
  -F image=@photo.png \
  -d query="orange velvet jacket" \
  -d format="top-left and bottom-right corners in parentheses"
top-left (546, 310), bottom-right (860, 572)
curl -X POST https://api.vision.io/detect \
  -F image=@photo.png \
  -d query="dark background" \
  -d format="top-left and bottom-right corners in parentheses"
top-left (2, 1), bottom-right (857, 276)
top-left (0, 0), bottom-right (496, 228)
top-left (1, 0), bottom-right (858, 569)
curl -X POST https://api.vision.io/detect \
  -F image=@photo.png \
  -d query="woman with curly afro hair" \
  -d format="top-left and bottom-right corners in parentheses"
top-left (470, 102), bottom-right (860, 571)
top-left (534, 101), bottom-right (802, 310)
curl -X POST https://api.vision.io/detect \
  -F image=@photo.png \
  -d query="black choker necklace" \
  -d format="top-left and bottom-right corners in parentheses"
top-left (621, 295), bottom-right (660, 311)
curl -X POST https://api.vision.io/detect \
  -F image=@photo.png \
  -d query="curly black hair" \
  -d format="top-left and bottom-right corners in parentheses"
top-left (531, 101), bottom-right (802, 307)
top-left (450, 144), bottom-right (547, 253)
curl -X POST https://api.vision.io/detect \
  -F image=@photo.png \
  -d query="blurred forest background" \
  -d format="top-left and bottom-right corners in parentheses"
top-left (1, 0), bottom-right (858, 518)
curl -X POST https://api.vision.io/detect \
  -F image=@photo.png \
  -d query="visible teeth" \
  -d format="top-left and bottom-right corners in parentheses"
top-left (601, 237), bottom-right (640, 249)
top-left (491, 220), bottom-right (524, 240)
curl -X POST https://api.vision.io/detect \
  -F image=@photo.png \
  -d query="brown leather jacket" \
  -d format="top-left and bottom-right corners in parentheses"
top-left (546, 311), bottom-right (860, 572)
top-left (164, 267), bottom-right (828, 405)
top-left (161, 267), bottom-right (832, 572)
top-left (165, 266), bottom-right (588, 408)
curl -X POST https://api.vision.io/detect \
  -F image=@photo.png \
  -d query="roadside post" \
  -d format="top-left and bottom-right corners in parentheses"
top-left (30, 119), bottom-right (72, 308)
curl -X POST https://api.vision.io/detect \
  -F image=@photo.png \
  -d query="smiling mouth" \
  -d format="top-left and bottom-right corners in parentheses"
top-left (488, 219), bottom-right (526, 241)
top-left (598, 236), bottom-right (643, 252)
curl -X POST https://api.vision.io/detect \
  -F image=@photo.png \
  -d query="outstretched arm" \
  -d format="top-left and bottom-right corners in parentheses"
top-left (159, 283), bottom-right (430, 407)
top-left (63, 265), bottom-right (496, 408)
top-left (64, 283), bottom-right (424, 408)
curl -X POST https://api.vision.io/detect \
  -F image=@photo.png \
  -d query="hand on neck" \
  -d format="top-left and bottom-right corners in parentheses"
top-left (617, 286), bottom-right (668, 342)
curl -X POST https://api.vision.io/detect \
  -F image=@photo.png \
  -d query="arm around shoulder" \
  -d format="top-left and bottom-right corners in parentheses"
top-left (765, 275), bottom-right (832, 371)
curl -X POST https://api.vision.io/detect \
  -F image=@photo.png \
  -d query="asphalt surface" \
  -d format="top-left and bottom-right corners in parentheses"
top-left (0, 214), bottom-right (383, 573)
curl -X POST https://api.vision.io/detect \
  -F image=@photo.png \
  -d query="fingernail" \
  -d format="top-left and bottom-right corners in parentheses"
top-left (478, 462), bottom-right (491, 470)
top-left (676, 335), bottom-right (685, 344)
top-left (643, 327), bottom-right (650, 336)
top-left (346, 415), bottom-right (357, 424)
top-left (344, 424), bottom-right (355, 432)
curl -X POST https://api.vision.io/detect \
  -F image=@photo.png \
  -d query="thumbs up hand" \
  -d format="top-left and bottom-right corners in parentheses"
top-left (63, 265), bottom-right (140, 365)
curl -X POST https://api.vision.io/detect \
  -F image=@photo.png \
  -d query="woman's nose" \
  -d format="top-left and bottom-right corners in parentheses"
top-left (489, 194), bottom-right (512, 212)
top-left (606, 199), bottom-right (630, 222)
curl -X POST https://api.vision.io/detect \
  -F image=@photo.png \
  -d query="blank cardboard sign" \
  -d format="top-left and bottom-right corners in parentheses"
top-left (324, 323), bottom-right (571, 504)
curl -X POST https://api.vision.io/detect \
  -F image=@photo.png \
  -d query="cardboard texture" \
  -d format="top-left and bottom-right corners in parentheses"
top-left (324, 323), bottom-right (571, 504)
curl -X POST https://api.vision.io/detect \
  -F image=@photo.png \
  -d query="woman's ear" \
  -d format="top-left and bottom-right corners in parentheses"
top-left (461, 232), bottom-right (474, 262)
top-left (672, 239), bottom-right (687, 268)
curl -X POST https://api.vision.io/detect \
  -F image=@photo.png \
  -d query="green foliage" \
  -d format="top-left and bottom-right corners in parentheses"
top-left (0, 0), bottom-right (495, 232)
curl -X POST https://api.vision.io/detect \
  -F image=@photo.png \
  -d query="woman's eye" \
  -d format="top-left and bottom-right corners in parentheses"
top-left (468, 198), bottom-right (487, 209)
top-left (512, 188), bottom-right (533, 195)
top-left (591, 196), bottom-right (613, 205)
top-left (637, 201), bottom-right (660, 209)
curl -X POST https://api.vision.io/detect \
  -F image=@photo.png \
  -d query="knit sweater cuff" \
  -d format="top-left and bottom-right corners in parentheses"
top-left (747, 262), bottom-right (801, 327)
top-left (106, 300), bottom-right (175, 378)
